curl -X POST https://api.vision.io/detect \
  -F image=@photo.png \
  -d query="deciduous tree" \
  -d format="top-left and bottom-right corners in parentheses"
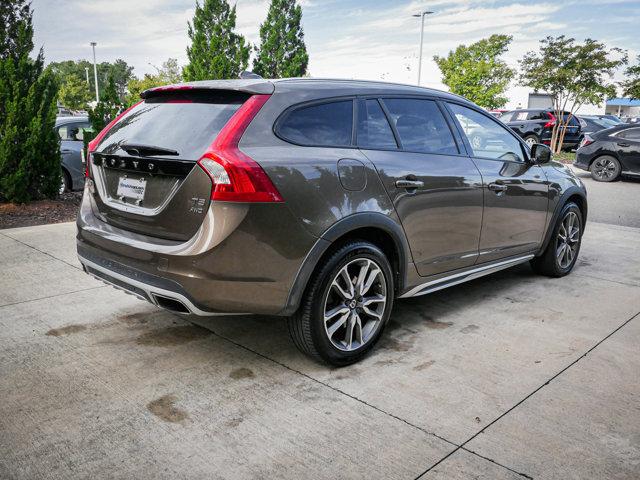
top-left (622, 55), bottom-right (640, 100)
top-left (520, 36), bottom-right (626, 153)
top-left (183, 0), bottom-right (250, 81)
top-left (126, 58), bottom-right (183, 106)
top-left (433, 35), bottom-right (515, 110)
top-left (253, 0), bottom-right (308, 78)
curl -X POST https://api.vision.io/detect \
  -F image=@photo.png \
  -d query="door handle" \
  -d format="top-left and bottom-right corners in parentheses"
top-left (61, 149), bottom-right (72, 153)
top-left (395, 179), bottom-right (424, 189)
top-left (488, 182), bottom-right (508, 193)
top-left (617, 142), bottom-right (630, 147)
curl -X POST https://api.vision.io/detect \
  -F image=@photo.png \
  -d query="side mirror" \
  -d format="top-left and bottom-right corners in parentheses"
top-left (530, 143), bottom-right (552, 165)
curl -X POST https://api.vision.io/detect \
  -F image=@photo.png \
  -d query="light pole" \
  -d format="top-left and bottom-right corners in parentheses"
top-left (90, 42), bottom-right (99, 102)
top-left (84, 67), bottom-right (89, 85)
top-left (412, 10), bottom-right (433, 86)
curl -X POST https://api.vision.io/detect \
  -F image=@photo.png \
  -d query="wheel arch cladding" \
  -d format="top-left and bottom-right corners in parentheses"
top-left (538, 186), bottom-right (587, 256)
top-left (280, 213), bottom-right (410, 316)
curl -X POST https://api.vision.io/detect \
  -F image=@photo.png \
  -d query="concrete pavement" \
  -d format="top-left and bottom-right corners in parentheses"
top-left (571, 168), bottom-right (640, 228)
top-left (0, 220), bottom-right (639, 479)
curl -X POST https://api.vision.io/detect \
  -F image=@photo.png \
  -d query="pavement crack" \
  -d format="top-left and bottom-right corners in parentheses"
top-left (414, 309), bottom-right (640, 479)
top-left (0, 285), bottom-right (107, 309)
top-left (200, 324), bottom-right (458, 448)
top-left (574, 272), bottom-right (639, 288)
top-left (1, 232), bottom-right (82, 271)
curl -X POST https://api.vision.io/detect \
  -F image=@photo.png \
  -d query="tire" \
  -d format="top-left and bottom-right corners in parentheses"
top-left (287, 241), bottom-right (394, 366)
top-left (59, 170), bottom-right (70, 195)
top-left (590, 155), bottom-right (621, 182)
top-left (524, 135), bottom-right (539, 147)
top-left (530, 202), bottom-right (583, 277)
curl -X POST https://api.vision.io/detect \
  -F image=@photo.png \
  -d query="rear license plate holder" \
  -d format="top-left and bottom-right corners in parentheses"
top-left (116, 176), bottom-right (147, 201)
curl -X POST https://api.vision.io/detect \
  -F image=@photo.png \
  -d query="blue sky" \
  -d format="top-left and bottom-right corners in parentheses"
top-left (32, 0), bottom-right (640, 111)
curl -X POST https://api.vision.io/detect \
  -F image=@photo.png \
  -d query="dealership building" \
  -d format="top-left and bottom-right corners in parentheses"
top-left (605, 97), bottom-right (640, 118)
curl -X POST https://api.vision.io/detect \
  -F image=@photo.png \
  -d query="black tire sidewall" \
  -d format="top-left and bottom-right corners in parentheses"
top-left (308, 242), bottom-right (394, 366)
top-left (550, 203), bottom-right (583, 275)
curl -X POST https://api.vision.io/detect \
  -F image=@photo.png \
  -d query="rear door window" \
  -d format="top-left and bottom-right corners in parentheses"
top-left (278, 100), bottom-right (353, 147)
top-left (58, 122), bottom-right (91, 141)
top-left (513, 111), bottom-right (529, 121)
top-left (357, 99), bottom-right (397, 149)
top-left (499, 112), bottom-right (514, 122)
top-left (98, 91), bottom-right (247, 160)
top-left (619, 128), bottom-right (640, 140)
top-left (381, 98), bottom-right (458, 154)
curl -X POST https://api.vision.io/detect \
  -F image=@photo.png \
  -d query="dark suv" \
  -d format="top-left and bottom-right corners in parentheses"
top-left (500, 109), bottom-right (582, 150)
top-left (77, 79), bottom-right (587, 366)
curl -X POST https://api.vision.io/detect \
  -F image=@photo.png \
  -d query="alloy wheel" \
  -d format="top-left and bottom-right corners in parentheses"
top-left (323, 258), bottom-right (387, 352)
top-left (556, 211), bottom-right (580, 269)
top-left (592, 157), bottom-right (617, 180)
top-left (59, 176), bottom-right (66, 195)
top-left (525, 136), bottom-right (536, 147)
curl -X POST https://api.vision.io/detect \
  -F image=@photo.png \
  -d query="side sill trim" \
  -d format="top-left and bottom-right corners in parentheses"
top-left (398, 254), bottom-right (534, 298)
top-left (79, 254), bottom-right (245, 317)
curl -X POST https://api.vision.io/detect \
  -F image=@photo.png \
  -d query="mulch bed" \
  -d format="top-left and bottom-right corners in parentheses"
top-left (0, 192), bottom-right (82, 230)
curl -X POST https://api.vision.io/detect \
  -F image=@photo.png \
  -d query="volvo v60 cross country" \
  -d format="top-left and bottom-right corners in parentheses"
top-left (77, 79), bottom-right (587, 366)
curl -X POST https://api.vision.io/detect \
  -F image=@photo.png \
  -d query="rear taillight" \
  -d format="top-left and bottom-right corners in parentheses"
top-left (85, 101), bottom-right (141, 178)
top-left (579, 134), bottom-right (594, 148)
top-left (198, 95), bottom-right (283, 203)
top-left (544, 112), bottom-right (556, 128)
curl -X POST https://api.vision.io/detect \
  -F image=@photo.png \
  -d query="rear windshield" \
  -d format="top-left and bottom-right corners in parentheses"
top-left (97, 91), bottom-right (248, 160)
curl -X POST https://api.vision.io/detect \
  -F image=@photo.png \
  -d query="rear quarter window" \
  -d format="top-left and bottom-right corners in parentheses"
top-left (277, 100), bottom-right (354, 147)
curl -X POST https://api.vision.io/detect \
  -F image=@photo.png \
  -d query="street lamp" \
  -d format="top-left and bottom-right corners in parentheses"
top-left (84, 67), bottom-right (89, 85)
top-left (90, 42), bottom-right (99, 102)
top-left (412, 10), bottom-right (434, 86)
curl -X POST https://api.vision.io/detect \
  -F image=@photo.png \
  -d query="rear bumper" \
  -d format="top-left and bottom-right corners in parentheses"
top-left (77, 187), bottom-right (318, 316)
top-left (574, 149), bottom-right (594, 171)
top-left (79, 249), bottom-right (229, 315)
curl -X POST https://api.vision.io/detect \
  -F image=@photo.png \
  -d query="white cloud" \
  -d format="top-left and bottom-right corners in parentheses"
top-left (31, 0), bottom-right (639, 111)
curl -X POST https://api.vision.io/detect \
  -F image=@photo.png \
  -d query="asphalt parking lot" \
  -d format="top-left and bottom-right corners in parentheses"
top-left (1, 180), bottom-right (639, 479)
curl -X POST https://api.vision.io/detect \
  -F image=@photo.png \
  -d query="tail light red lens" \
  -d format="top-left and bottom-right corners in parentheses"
top-left (85, 101), bottom-right (141, 178)
top-left (543, 112), bottom-right (556, 128)
top-left (198, 95), bottom-right (283, 203)
top-left (580, 135), bottom-right (594, 148)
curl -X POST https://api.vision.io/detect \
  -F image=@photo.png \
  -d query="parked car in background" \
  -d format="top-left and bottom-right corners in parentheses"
top-left (575, 124), bottom-right (640, 181)
top-left (55, 116), bottom-right (92, 194)
top-left (488, 109), bottom-right (507, 118)
top-left (600, 114), bottom-right (624, 124)
top-left (499, 109), bottom-right (582, 150)
top-left (77, 79), bottom-right (587, 366)
top-left (578, 115), bottom-right (621, 136)
top-left (624, 116), bottom-right (640, 124)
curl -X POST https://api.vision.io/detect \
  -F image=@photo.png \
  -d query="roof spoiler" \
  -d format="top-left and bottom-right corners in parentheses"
top-left (140, 79), bottom-right (274, 99)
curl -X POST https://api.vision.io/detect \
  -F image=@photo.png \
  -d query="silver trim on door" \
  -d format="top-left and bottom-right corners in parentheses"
top-left (398, 254), bottom-right (534, 298)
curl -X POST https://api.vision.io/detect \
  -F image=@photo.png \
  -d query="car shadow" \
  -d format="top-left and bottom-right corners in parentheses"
top-left (189, 262), bottom-right (540, 364)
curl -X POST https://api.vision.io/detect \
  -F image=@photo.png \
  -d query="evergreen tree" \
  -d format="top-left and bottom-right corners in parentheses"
top-left (0, 1), bottom-right (60, 202)
top-left (183, 0), bottom-right (250, 81)
top-left (253, 0), bottom-right (308, 78)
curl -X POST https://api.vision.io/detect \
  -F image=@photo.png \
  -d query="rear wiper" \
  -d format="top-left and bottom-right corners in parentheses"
top-left (120, 143), bottom-right (179, 157)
